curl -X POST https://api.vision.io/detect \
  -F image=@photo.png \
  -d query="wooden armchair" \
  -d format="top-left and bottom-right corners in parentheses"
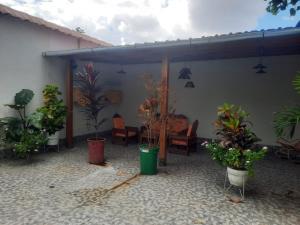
top-left (276, 138), bottom-right (300, 160)
top-left (112, 114), bottom-right (139, 146)
top-left (168, 120), bottom-right (199, 155)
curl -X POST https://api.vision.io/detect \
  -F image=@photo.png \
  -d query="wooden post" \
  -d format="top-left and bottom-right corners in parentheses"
top-left (66, 60), bottom-right (74, 148)
top-left (159, 56), bottom-right (169, 166)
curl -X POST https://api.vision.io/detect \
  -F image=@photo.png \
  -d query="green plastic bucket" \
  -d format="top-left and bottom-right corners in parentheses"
top-left (139, 144), bottom-right (159, 175)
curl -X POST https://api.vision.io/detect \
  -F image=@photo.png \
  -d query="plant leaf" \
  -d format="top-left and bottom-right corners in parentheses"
top-left (15, 89), bottom-right (34, 106)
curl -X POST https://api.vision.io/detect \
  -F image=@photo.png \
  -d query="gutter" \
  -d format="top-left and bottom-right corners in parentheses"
top-left (43, 28), bottom-right (300, 57)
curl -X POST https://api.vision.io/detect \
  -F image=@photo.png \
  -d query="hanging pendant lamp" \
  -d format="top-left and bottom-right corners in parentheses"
top-left (253, 31), bottom-right (267, 74)
top-left (185, 81), bottom-right (195, 88)
top-left (117, 64), bottom-right (126, 74)
top-left (178, 67), bottom-right (192, 79)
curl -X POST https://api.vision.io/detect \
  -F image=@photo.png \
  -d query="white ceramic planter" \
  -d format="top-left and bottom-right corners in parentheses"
top-left (48, 131), bottom-right (59, 146)
top-left (227, 167), bottom-right (248, 187)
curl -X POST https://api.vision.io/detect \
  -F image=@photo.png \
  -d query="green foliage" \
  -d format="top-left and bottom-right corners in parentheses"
top-left (265, 0), bottom-right (300, 16)
top-left (15, 89), bottom-right (34, 106)
top-left (5, 89), bottom-right (34, 111)
top-left (215, 103), bottom-right (260, 150)
top-left (244, 149), bottom-right (268, 176)
top-left (0, 122), bottom-right (7, 149)
top-left (37, 85), bottom-right (67, 135)
top-left (274, 106), bottom-right (300, 138)
top-left (205, 142), bottom-right (267, 176)
top-left (205, 103), bottom-right (266, 176)
top-left (14, 130), bottom-right (48, 158)
top-left (292, 72), bottom-right (300, 94)
top-left (274, 72), bottom-right (300, 139)
top-left (0, 117), bottom-right (23, 143)
top-left (75, 63), bottom-right (109, 136)
top-left (0, 89), bottom-right (47, 157)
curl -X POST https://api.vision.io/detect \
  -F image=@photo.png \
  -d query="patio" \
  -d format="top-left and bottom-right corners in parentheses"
top-left (0, 142), bottom-right (299, 225)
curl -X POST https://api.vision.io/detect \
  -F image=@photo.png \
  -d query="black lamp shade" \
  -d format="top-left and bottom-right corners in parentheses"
top-left (256, 68), bottom-right (267, 74)
top-left (185, 81), bottom-right (195, 88)
top-left (253, 63), bottom-right (267, 69)
top-left (117, 69), bottom-right (126, 74)
top-left (178, 67), bottom-right (192, 79)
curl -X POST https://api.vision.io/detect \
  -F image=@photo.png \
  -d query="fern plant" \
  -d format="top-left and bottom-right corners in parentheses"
top-left (274, 72), bottom-right (300, 139)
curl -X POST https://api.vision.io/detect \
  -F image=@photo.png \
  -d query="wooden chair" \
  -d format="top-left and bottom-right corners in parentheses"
top-left (168, 120), bottom-right (199, 155)
top-left (112, 114), bottom-right (139, 146)
top-left (276, 138), bottom-right (300, 160)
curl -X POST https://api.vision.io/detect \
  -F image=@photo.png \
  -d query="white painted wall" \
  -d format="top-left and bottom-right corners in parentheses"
top-left (101, 55), bottom-right (300, 145)
top-left (0, 15), bottom-right (102, 138)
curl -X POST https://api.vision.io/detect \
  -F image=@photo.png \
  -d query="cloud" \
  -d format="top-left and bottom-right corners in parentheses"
top-left (117, 1), bottom-right (138, 8)
top-left (111, 14), bottom-right (161, 33)
top-left (0, 0), bottom-right (268, 45)
top-left (188, 0), bottom-right (266, 34)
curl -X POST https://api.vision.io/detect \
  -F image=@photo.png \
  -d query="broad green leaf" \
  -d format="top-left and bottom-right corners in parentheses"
top-left (27, 112), bottom-right (44, 129)
top-left (15, 89), bottom-right (34, 106)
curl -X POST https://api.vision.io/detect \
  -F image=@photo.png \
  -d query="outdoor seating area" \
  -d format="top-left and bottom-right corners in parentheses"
top-left (1, 3), bottom-right (300, 224)
top-left (0, 142), bottom-right (299, 225)
top-left (116, 113), bottom-right (199, 155)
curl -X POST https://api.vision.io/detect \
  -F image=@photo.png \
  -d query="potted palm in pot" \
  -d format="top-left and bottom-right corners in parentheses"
top-left (37, 84), bottom-right (67, 146)
top-left (204, 103), bottom-right (267, 187)
top-left (75, 63), bottom-right (109, 164)
top-left (138, 75), bottom-right (161, 175)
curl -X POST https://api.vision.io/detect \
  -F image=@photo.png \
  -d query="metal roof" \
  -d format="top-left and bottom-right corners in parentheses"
top-left (0, 4), bottom-right (112, 47)
top-left (44, 27), bottom-right (300, 64)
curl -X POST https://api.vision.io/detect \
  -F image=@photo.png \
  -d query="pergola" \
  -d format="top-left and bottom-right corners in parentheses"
top-left (44, 27), bottom-right (300, 165)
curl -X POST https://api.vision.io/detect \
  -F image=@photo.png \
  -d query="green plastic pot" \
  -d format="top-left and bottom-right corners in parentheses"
top-left (139, 144), bottom-right (159, 175)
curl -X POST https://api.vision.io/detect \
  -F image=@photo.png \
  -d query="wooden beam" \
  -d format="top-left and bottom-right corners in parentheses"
top-left (66, 60), bottom-right (74, 148)
top-left (159, 56), bottom-right (169, 166)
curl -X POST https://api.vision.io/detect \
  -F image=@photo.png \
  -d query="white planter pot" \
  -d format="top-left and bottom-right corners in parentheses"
top-left (227, 167), bottom-right (248, 187)
top-left (48, 131), bottom-right (59, 146)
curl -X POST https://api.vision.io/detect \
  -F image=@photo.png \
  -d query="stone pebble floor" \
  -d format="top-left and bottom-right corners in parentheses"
top-left (0, 142), bottom-right (299, 225)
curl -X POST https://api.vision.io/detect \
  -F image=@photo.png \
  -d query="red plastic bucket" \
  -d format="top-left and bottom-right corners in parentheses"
top-left (87, 138), bottom-right (105, 164)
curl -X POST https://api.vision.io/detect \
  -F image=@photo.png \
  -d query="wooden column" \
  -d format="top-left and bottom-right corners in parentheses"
top-left (159, 56), bottom-right (169, 166)
top-left (66, 60), bottom-right (74, 148)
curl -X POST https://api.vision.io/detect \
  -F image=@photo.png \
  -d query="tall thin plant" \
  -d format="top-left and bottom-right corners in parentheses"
top-left (138, 75), bottom-right (161, 147)
top-left (74, 63), bottom-right (109, 137)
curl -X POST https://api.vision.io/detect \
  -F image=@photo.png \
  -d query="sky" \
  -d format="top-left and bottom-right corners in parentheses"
top-left (1, 0), bottom-right (299, 45)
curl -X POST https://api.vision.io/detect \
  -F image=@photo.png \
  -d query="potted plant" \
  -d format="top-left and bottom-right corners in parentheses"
top-left (0, 89), bottom-right (47, 158)
top-left (204, 103), bottom-right (267, 187)
top-left (138, 75), bottom-right (161, 175)
top-left (75, 63), bottom-right (109, 164)
top-left (37, 84), bottom-right (67, 146)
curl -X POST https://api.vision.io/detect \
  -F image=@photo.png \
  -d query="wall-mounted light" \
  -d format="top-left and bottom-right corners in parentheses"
top-left (253, 63), bottom-right (267, 74)
top-left (178, 67), bottom-right (192, 79)
top-left (185, 81), bottom-right (195, 88)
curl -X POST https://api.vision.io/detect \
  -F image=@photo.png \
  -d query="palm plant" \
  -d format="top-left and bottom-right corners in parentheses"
top-left (274, 72), bottom-right (300, 139)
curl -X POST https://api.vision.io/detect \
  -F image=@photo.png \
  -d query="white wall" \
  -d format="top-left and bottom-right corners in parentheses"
top-left (101, 55), bottom-right (300, 145)
top-left (0, 15), bottom-right (100, 138)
